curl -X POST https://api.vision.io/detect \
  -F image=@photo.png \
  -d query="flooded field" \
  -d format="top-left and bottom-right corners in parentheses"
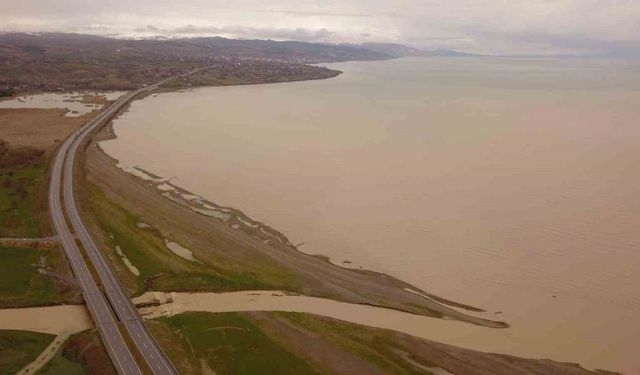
top-left (0, 91), bottom-right (125, 116)
top-left (102, 57), bottom-right (640, 374)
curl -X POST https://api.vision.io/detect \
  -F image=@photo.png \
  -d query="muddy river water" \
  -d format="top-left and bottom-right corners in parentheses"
top-left (101, 57), bottom-right (640, 374)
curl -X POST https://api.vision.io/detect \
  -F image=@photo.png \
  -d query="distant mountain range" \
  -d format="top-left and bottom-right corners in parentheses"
top-left (0, 32), bottom-right (475, 92)
top-left (0, 32), bottom-right (475, 63)
top-left (358, 42), bottom-right (478, 58)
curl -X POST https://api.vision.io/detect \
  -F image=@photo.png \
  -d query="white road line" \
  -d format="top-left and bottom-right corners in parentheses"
top-left (58, 73), bottom-right (194, 375)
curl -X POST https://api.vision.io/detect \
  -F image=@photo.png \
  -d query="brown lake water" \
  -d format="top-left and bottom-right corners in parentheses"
top-left (102, 57), bottom-right (640, 374)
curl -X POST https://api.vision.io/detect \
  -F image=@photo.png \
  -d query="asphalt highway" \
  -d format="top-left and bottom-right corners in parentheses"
top-left (63, 81), bottom-right (178, 374)
top-left (50, 75), bottom-right (189, 374)
top-left (49, 131), bottom-right (142, 375)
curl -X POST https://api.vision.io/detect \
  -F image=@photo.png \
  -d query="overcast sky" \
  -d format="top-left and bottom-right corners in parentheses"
top-left (1, 0), bottom-right (639, 55)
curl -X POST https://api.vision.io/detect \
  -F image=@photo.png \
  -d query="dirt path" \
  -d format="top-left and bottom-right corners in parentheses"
top-left (16, 332), bottom-right (71, 375)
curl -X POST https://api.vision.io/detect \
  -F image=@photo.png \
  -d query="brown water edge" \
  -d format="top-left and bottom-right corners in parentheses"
top-left (131, 162), bottom-right (487, 315)
top-left (87, 133), bottom-right (507, 330)
top-left (89, 140), bottom-right (508, 328)
top-left (95, 109), bottom-right (636, 373)
top-left (98, 57), bottom-right (640, 374)
top-left (91, 90), bottom-right (489, 317)
top-left (133, 290), bottom-right (622, 373)
top-left (1, 295), bottom-right (617, 374)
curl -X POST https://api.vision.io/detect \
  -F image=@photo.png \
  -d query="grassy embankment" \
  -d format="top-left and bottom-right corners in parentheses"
top-left (0, 330), bottom-right (54, 374)
top-left (85, 182), bottom-right (299, 295)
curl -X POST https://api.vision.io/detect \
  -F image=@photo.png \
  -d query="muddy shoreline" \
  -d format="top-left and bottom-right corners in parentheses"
top-left (81, 83), bottom-right (508, 329)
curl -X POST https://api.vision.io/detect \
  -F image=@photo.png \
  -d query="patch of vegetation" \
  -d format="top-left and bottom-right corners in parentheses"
top-left (0, 330), bottom-right (54, 374)
top-left (162, 63), bottom-right (339, 90)
top-left (37, 339), bottom-right (86, 375)
top-left (146, 321), bottom-right (198, 374)
top-left (0, 141), bottom-right (49, 237)
top-left (86, 183), bottom-right (299, 295)
top-left (155, 312), bottom-right (321, 375)
top-left (273, 312), bottom-right (433, 374)
top-left (0, 247), bottom-right (77, 307)
top-left (42, 330), bottom-right (114, 375)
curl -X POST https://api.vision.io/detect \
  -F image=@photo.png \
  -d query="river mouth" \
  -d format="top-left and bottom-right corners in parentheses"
top-left (101, 56), bottom-right (640, 374)
top-left (133, 290), bottom-right (630, 373)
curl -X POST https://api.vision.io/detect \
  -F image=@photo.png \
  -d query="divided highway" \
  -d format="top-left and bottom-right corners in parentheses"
top-left (50, 126), bottom-right (143, 375)
top-left (50, 76), bottom-right (187, 374)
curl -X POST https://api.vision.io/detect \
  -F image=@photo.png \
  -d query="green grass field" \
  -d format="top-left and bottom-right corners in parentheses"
top-left (0, 163), bottom-right (49, 237)
top-left (151, 312), bottom-right (443, 375)
top-left (0, 330), bottom-right (54, 374)
top-left (154, 312), bottom-right (321, 375)
top-left (0, 247), bottom-right (76, 308)
top-left (276, 312), bottom-right (433, 374)
top-left (86, 183), bottom-right (298, 295)
top-left (36, 343), bottom-right (85, 375)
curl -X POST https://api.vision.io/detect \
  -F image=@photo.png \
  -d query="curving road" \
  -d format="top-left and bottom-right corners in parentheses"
top-left (50, 128), bottom-right (142, 375)
top-left (50, 75), bottom-right (190, 374)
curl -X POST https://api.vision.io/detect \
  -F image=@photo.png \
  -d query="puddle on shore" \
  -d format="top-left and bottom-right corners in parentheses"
top-left (118, 164), bottom-right (165, 182)
top-left (193, 208), bottom-right (231, 221)
top-left (157, 183), bottom-right (175, 191)
top-left (115, 245), bottom-right (140, 276)
top-left (164, 239), bottom-right (200, 263)
top-left (181, 193), bottom-right (200, 200)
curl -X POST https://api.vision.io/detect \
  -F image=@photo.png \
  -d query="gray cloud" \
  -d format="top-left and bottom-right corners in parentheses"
top-left (251, 9), bottom-right (382, 18)
top-left (1, 0), bottom-right (639, 55)
top-left (133, 24), bottom-right (337, 42)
